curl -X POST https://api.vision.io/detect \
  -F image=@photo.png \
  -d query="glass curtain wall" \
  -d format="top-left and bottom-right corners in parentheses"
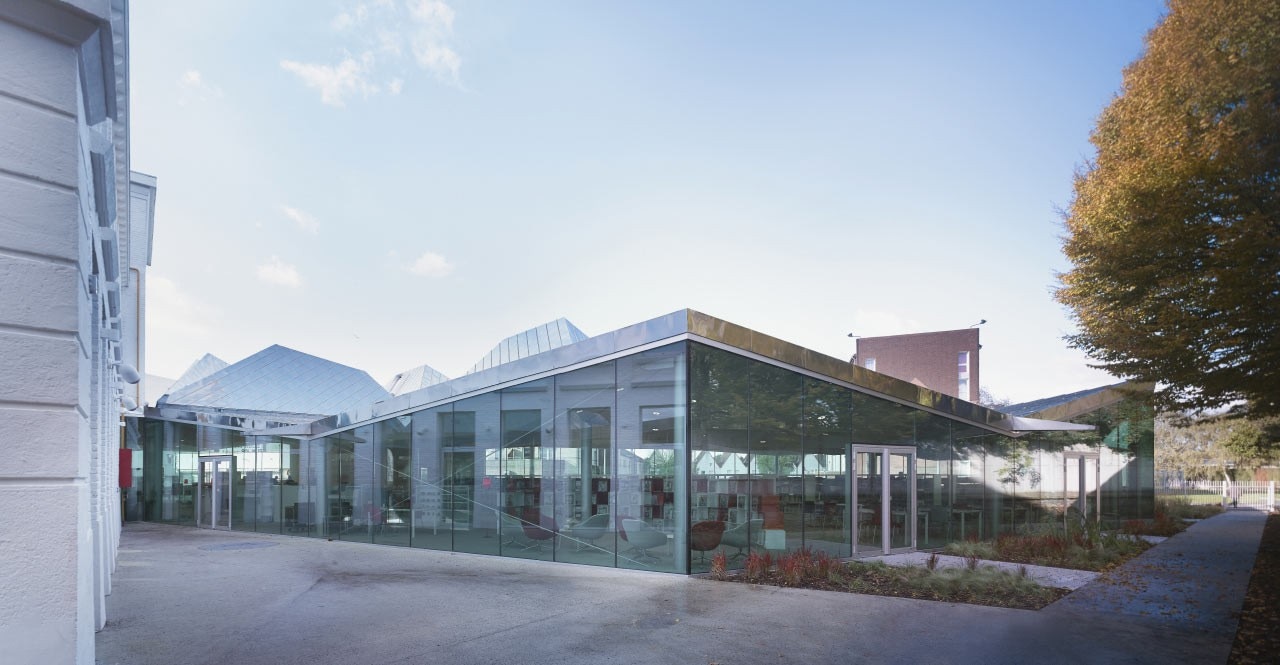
top-left (690, 345), bottom-right (751, 572)
top-left (458, 391), bottom-right (501, 557)
top-left (299, 439), bottom-right (324, 538)
top-left (950, 425), bottom-right (988, 540)
top-left (802, 379), bottom-right (851, 558)
top-left (452, 392), bottom-right (502, 556)
top-left (141, 420), bottom-right (197, 524)
top-left (326, 426), bottom-right (375, 542)
top-left (410, 403), bottom-right (454, 552)
top-left (373, 417), bottom-right (413, 547)
top-left (616, 345), bottom-right (686, 573)
top-left (231, 435), bottom-right (256, 533)
top-left (850, 394), bottom-right (914, 553)
top-left (749, 363), bottom-right (804, 558)
top-left (280, 438), bottom-right (306, 534)
top-left (915, 414), bottom-right (952, 548)
top-left (554, 362), bottom-right (616, 567)
top-left (252, 436), bottom-right (284, 534)
top-left (500, 378), bottom-right (555, 561)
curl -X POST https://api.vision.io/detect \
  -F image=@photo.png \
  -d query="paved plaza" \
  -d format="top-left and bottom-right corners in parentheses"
top-left (97, 511), bottom-right (1266, 665)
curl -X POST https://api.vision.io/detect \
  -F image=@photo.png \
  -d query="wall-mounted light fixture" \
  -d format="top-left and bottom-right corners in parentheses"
top-left (114, 362), bottom-right (141, 384)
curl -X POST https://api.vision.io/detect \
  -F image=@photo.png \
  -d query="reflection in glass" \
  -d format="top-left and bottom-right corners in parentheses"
top-left (501, 378), bottom-right (555, 561)
top-left (951, 425), bottom-right (987, 541)
top-left (298, 439), bottom-right (323, 538)
top-left (231, 434), bottom-right (256, 532)
top-left (690, 344), bottom-right (751, 572)
top-left (618, 345), bottom-right (686, 573)
top-left (555, 362), bottom-right (615, 567)
top-left (915, 414), bottom-right (952, 549)
top-left (749, 362), bottom-right (804, 558)
top-left (254, 436), bottom-right (284, 534)
top-left (375, 417), bottom-right (413, 547)
top-left (280, 438), bottom-right (306, 535)
top-left (451, 393), bottom-right (501, 556)
top-left (804, 379), bottom-right (851, 557)
top-left (888, 451), bottom-right (913, 549)
top-left (855, 450), bottom-right (884, 554)
top-left (411, 404), bottom-right (453, 551)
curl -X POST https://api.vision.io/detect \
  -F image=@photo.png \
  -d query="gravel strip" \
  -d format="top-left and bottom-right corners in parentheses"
top-left (866, 552), bottom-right (1100, 590)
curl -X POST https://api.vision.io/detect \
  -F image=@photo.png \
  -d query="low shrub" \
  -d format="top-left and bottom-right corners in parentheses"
top-left (944, 540), bottom-right (997, 560)
top-left (1158, 497), bottom-right (1224, 521)
top-left (772, 547), bottom-right (835, 586)
top-left (743, 551), bottom-right (773, 582)
top-left (709, 551), bottom-right (728, 581)
top-left (995, 532), bottom-right (1069, 562)
top-left (711, 547), bottom-right (1069, 609)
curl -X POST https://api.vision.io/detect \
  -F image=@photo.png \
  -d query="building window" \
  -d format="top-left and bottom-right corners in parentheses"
top-left (958, 351), bottom-right (970, 398)
top-left (863, 357), bottom-right (876, 371)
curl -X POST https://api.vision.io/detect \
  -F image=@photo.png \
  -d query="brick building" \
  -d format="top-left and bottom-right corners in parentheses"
top-left (853, 328), bottom-right (980, 402)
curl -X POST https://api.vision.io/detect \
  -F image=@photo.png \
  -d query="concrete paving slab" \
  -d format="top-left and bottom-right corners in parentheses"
top-left (95, 513), bottom-right (1265, 665)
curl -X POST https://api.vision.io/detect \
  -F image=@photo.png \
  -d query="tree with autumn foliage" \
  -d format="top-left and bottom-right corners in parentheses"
top-left (1057, 0), bottom-right (1280, 417)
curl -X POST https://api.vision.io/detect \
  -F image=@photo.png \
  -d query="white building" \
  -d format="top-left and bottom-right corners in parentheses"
top-left (0, 1), bottom-right (153, 662)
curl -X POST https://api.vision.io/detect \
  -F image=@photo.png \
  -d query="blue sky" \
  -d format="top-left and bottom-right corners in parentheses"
top-left (132, 0), bottom-right (1167, 403)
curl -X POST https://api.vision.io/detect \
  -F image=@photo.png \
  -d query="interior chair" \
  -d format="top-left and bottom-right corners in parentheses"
top-left (721, 519), bottom-right (762, 559)
top-left (620, 518), bottom-right (667, 564)
top-left (521, 511), bottom-right (559, 552)
top-left (563, 513), bottom-right (611, 552)
top-left (690, 520), bottom-right (726, 563)
top-left (500, 511), bottom-right (534, 550)
top-left (858, 505), bottom-right (881, 542)
top-left (802, 501), bottom-right (817, 527)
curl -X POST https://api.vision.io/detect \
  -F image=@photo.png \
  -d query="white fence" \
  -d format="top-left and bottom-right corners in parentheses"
top-left (1158, 480), bottom-right (1277, 511)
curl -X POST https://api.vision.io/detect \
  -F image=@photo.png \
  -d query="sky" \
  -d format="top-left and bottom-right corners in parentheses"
top-left (131, 0), bottom-right (1168, 404)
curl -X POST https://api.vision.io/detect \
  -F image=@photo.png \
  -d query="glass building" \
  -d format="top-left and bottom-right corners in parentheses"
top-left (129, 310), bottom-right (1154, 574)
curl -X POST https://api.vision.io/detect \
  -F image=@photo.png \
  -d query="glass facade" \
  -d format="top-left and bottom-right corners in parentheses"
top-left (135, 337), bottom-right (1155, 573)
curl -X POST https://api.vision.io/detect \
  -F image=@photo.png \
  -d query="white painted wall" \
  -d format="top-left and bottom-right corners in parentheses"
top-left (0, 1), bottom-right (135, 662)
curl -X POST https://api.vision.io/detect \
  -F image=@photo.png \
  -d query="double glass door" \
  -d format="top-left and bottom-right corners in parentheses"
top-left (198, 456), bottom-right (233, 529)
top-left (1063, 452), bottom-right (1101, 521)
top-left (853, 446), bottom-right (916, 555)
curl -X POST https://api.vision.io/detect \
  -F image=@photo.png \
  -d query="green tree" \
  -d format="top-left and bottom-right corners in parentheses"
top-left (1156, 414), bottom-right (1233, 479)
top-left (1157, 413), bottom-right (1280, 478)
top-left (1220, 419), bottom-right (1278, 468)
top-left (1057, 0), bottom-right (1280, 417)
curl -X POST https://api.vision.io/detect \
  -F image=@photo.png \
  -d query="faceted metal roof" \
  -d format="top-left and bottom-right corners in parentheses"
top-left (167, 353), bottom-right (228, 393)
top-left (1003, 383), bottom-right (1124, 417)
top-left (160, 345), bottom-right (390, 417)
top-left (384, 363), bottom-right (450, 396)
top-left (465, 317), bottom-right (588, 375)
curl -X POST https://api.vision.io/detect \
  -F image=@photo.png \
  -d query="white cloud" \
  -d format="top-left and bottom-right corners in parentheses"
top-left (412, 42), bottom-right (461, 83)
top-left (408, 251), bottom-right (454, 277)
top-left (280, 52), bottom-right (379, 107)
top-left (375, 29), bottom-right (404, 56)
top-left (148, 276), bottom-right (217, 338)
top-left (283, 0), bottom-right (462, 104)
top-left (405, 0), bottom-right (461, 84)
top-left (279, 205), bottom-right (319, 234)
top-left (407, 0), bottom-right (454, 31)
top-left (257, 256), bottom-right (303, 287)
top-left (176, 69), bottom-right (223, 105)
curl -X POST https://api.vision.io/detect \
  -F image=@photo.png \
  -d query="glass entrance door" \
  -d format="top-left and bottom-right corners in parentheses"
top-left (853, 446), bottom-right (916, 555)
top-left (1063, 452), bottom-right (1101, 522)
top-left (198, 456), bottom-right (233, 529)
